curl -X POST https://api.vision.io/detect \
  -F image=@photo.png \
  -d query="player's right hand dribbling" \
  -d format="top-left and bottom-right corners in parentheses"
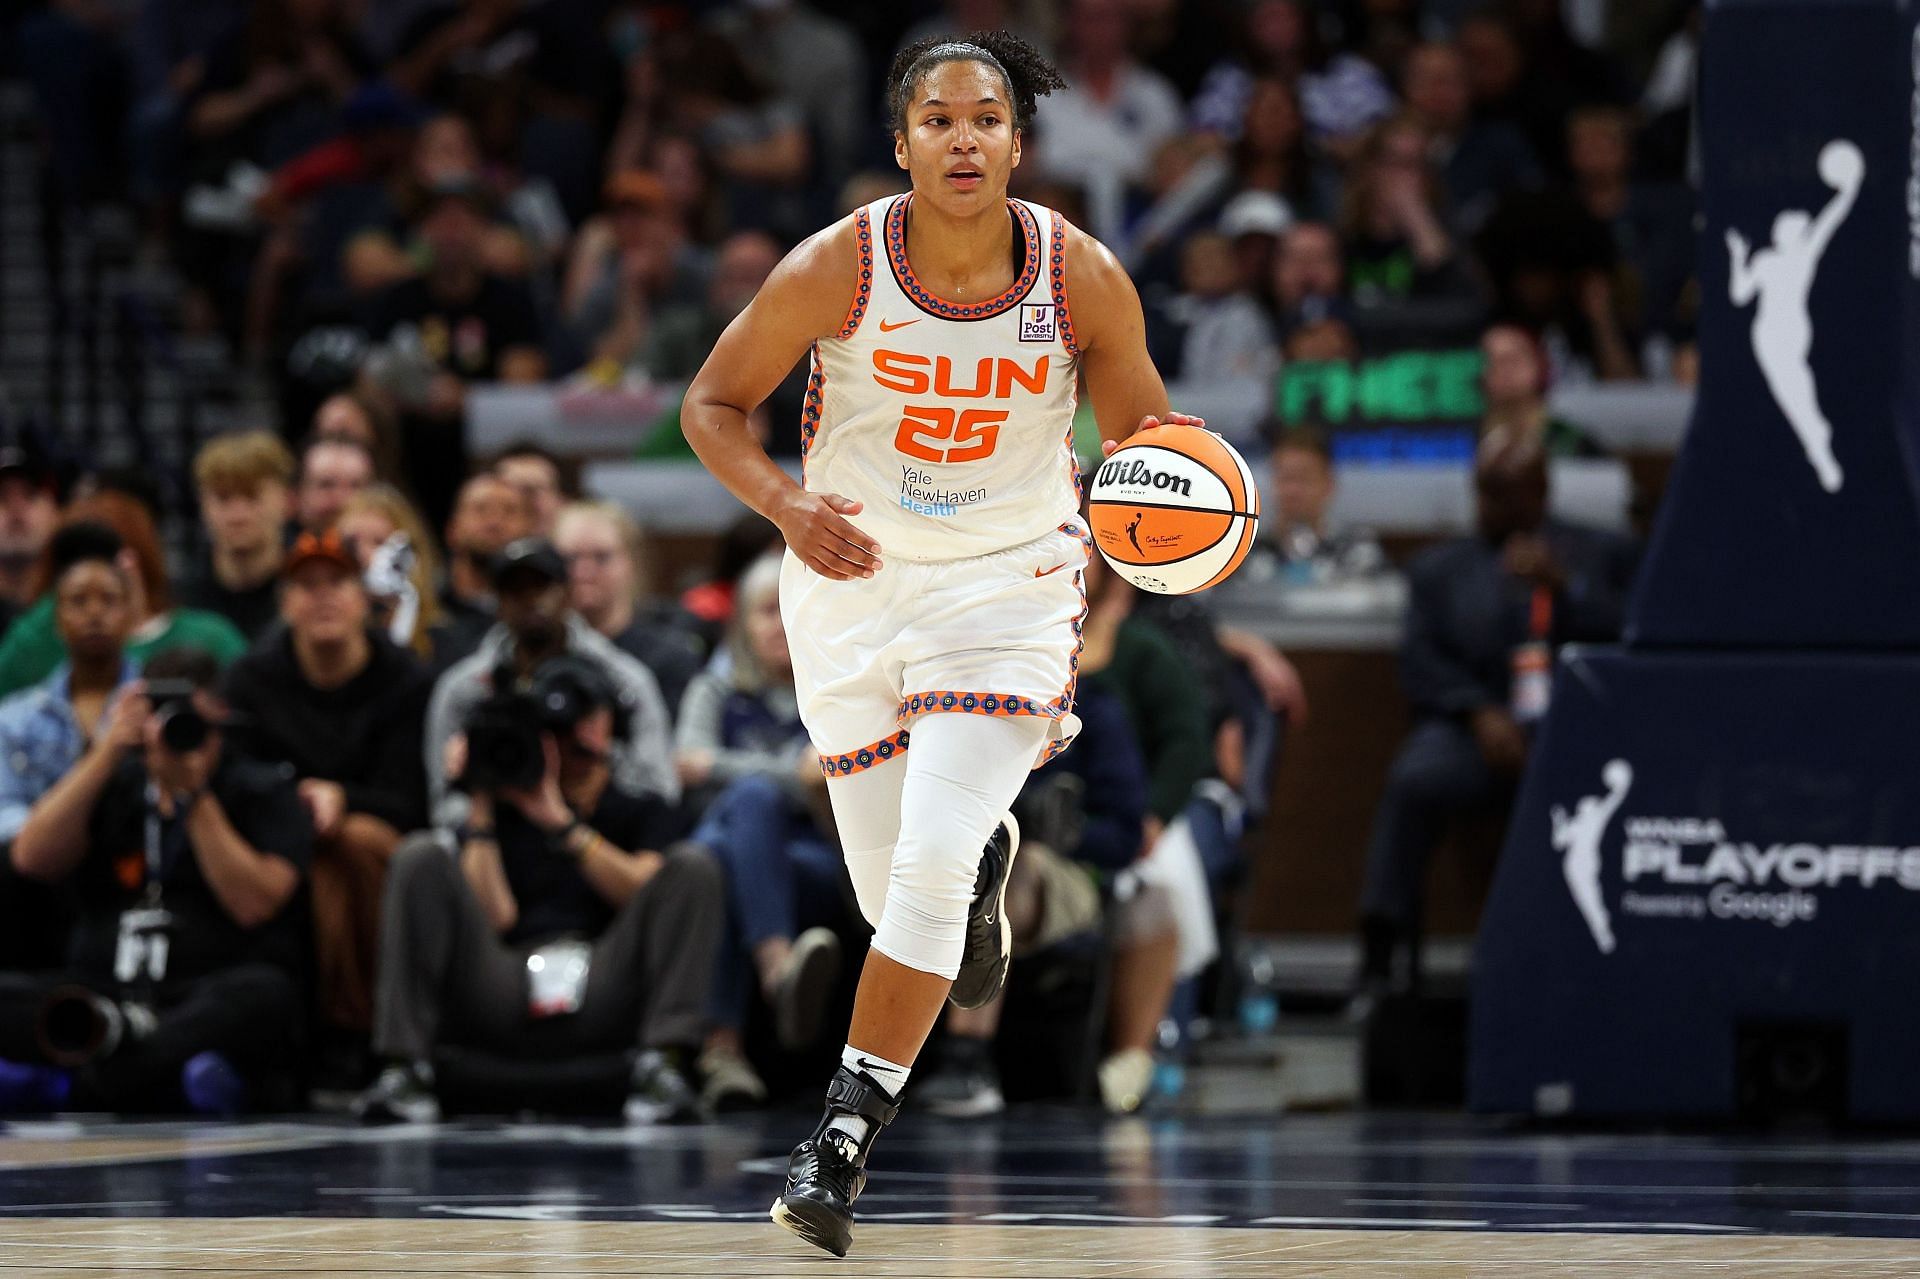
top-left (776, 491), bottom-right (883, 580)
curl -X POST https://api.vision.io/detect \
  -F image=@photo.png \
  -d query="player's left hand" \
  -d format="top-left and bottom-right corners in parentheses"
top-left (1101, 412), bottom-right (1206, 457)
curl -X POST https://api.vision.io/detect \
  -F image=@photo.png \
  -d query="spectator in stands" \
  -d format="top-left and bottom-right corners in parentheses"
top-left (224, 530), bottom-right (433, 1035)
top-left (338, 484), bottom-right (446, 660)
top-left (182, 432), bottom-right (297, 642)
top-left (1399, 41), bottom-right (1541, 235)
top-left (492, 442), bottom-right (569, 539)
top-left (0, 647), bottom-right (309, 1114)
top-left (362, 177), bottom-right (549, 532)
top-left (0, 526), bottom-right (139, 846)
top-left (673, 30), bottom-right (819, 233)
top-left (388, 0), bottom-right (617, 126)
top-left (1269, 221), bottom-right (1348, 336)
top-left (335, 113), bottom-right (530, 303)
top-left (354, 652), bottom-right (722, 1124)
top-left (712, 0), bottom-right (866, 203)
top-left (0, 447), bottom-right (62, 632)
top-left (1147, 231), bottom-right (1278, 383)
top-left (1480, 324), bottom-right (1606, 457)
top-left (432, 473), bottom-right (532, 670)
top-left (1354, 431), bottom-right (1637, 1001)
top-left (1031, 0), bottom-right (1187, 246)
top-left (312, 391), bottom-right (404, 486)
top-left (1189, 0), bottom-right (1396, 157)
top-left (294, 436), bottom-right (376, 535)
top-left (0, 495), bottom-right (247, 699)
top-left (1340, 115), bottom-right (1476, 304)
top-left (642, 231), bottom-right (781, 382)
top-left (918, 684), bottom-right (1164, 1116)
top-left (426, 538), bottom-right (679, 828)
top-left (185, 0), bottom-right (371, 175)
top-left (1228, 76), bottom-right (1335, 222)
top-left (1249, 427), bottom-right (1386, 584)
top-left (1565, 105), bottom-right (1694, 349)
top-left (1495, 0), bottom-right (1630, 169)
top-left (553, 502), bottom-right (703, 721)
top-left (676, 555), bottom-right (845, 1108)
top-left (564, 170), bottom-right (715, 378)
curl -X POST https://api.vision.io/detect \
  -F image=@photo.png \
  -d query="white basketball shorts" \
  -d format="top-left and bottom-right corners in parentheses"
top-left (782, 520), bottom-right (1093, 778)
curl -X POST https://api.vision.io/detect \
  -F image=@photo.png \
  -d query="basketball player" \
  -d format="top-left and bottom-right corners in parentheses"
top-left (683, 33), bottom-right (1200, 1258)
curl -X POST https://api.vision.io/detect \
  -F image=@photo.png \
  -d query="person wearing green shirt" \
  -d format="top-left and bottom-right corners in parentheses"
top-left (0, 496), bottom-right (249, 698)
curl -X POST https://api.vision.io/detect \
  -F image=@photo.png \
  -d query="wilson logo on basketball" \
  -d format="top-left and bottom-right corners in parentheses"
top-left (1095, 457), bottom-right (1193, 497)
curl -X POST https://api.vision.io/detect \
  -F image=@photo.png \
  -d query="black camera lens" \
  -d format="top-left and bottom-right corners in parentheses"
top-left (156, 704), bottom-right (209, 753)
top-left (462, 693), bottom-right (547, 792)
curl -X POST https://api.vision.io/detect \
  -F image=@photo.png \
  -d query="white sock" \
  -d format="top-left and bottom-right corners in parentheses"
top-left (826, 1044), bottom-right (911, 1145)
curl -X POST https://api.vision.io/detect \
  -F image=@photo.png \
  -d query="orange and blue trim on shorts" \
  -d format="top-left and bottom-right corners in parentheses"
top-left (815, 524), bottom-right (1094, 778)
top-left (820, 727), bottom-right (912, 779)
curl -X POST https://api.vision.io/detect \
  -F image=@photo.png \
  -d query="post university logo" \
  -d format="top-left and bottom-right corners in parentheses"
top-left (1019, 304), bottom-right (1057, 343)
top-left (1725, 139), bottom-right (1863, 494)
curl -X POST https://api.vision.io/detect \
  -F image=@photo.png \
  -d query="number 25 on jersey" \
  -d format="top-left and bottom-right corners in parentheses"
top-left (894, 406), bottom-right (1006, 464)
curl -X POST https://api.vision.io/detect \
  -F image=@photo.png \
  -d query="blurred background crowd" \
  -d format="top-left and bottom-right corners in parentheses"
top-left (0, 0), bottom-right (1696, 1121)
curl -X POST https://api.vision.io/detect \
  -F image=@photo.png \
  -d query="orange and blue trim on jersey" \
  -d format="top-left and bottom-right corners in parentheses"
top-left (820, 727), bottom-right (911, 778)
top-left (885, 194), bottom-right (1042, 322)
top-left (799, 345), bottom-right (825, 477)
top-left (1048, 210), bottom-right (1079, 358)
top-left (838, 206), bottom-right (874, 339)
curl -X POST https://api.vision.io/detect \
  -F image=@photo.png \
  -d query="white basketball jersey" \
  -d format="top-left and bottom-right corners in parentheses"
top-left (801, 193), bottom-right (1083, 563)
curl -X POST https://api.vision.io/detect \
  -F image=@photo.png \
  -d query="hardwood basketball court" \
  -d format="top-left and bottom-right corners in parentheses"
top-left (2, 1112), bottom-right (1917, 1276)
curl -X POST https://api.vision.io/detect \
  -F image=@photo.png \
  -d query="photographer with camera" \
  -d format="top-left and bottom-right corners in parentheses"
top-left (425, 538), bottom-right (677, 828)
top-left (223, 529), bottom-right (433, 1037)
top-left (355, 652), bottom-right (722, 1125)
top-left (0, 647), bottom-right (310, 1114)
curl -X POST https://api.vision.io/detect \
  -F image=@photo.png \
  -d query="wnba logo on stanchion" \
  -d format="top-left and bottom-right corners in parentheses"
top-left (1725, 138), bottom-right (1862, 494)
top-left (1553, 760), bottom-right (1633, 955)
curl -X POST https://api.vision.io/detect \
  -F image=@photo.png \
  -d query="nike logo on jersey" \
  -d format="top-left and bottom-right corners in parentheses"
top-left (1035, 563), bottom-right (1069, 578)
top-left (877, 318), bottom-right (921, 332)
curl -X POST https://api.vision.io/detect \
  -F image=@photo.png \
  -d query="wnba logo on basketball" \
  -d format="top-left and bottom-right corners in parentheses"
top-left (1095, 458), bottom-right (1192, 497)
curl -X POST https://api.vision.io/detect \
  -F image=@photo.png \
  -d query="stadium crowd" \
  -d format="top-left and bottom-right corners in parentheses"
top-left (0, 0), bottom-right (1694, 1119)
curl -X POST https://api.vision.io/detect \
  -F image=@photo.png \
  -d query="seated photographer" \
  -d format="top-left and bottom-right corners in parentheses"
top-left (223, 530), bottom-right (433, 1036)
top-left (676, 555), bottom-right (847, 1110)
top-left (355, 654), bottom-right (723, 1125)
top-left (425, 538), bottom-right (677, 830)
top-left (0, 647), bottom-right (310, 1114)
top-left (917, 685), bottom-right (1173, 1118)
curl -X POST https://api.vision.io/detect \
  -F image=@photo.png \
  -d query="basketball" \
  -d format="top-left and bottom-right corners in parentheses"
top-left (1087, 423), bottom-right (1260, 595)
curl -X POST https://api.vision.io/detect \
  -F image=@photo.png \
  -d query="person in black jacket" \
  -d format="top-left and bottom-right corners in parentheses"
top-left (223, 529), bottom-right (433, 1035)
top-left (354, 652), bottom-right (722, 1126)
top-left (1354, 430), bottom-right (1637, 996)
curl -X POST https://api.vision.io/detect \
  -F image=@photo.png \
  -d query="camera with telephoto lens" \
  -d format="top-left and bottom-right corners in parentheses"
top-left (143, 679), bottom-right (211, 753)
top-left (462, 654), bottom-right (630, 792)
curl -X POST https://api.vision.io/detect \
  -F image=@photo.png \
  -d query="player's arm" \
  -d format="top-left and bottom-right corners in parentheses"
top-left (1066, 226), bottom-right (1206, 455)
top-left (683, 220), bottom-right (883, 581)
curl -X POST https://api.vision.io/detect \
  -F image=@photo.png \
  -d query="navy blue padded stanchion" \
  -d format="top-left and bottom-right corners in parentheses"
top-left (1471, 0), bottom-right (1920, 1121)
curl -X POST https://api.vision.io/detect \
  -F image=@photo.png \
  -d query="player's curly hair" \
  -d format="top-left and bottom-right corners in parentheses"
top-left (886, 31), bottom-right (1068, 134)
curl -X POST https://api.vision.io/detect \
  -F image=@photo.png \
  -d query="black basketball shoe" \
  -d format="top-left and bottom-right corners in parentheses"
top-left (948, 813), bottom-right (1020, 1010)
top-left (771, 1064), bottom-right (900, 1258)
